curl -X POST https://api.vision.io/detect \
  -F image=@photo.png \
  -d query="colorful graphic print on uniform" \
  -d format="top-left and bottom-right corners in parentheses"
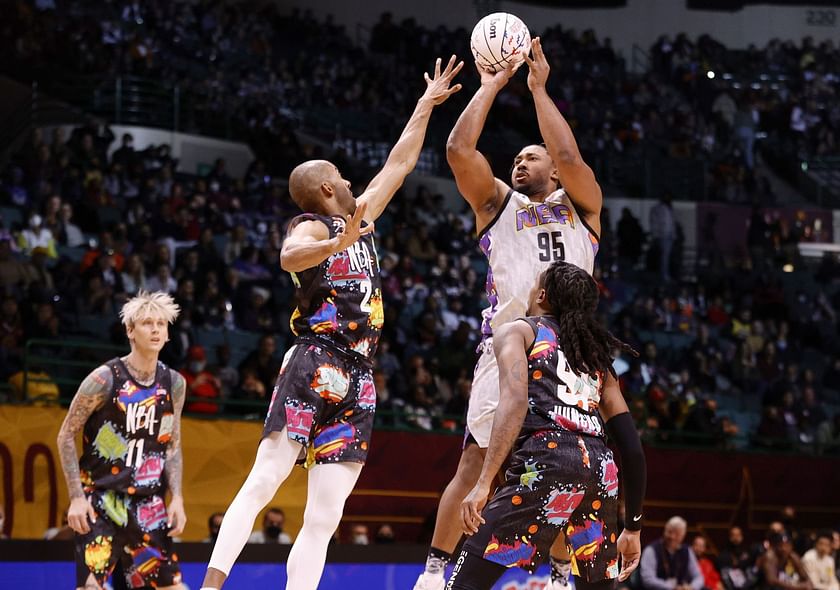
top-left (134, 453), bottom-right (164, 488)
top-left (312, 421), bottom-right (357, 461)
top-left (93, 421), bottom-right (128, 461)
top-left (529, 324), bottom-right (558, 360)
top-left (599, 456), bottom-right (619, 498)
top-left (484, 535), bottom-right (538, 569)
top-left (542, 486), bottom-right (585, 526)
top-left (309, 299), bottom-right (339, 334)
top-left (283, 399), bottom-right (316, 444)
top-left (357, 377), bottom-right (376, 411)
top-left (567, 518), bottom-right (606, 562)
top-left (101, 489), bottom-right (129, 526)
top-left (84, 534), bottom-right (114, 576)
top-left (135, 495), bottom-right (168, 532)
top-left (311, 364), bottom-right (350, 402)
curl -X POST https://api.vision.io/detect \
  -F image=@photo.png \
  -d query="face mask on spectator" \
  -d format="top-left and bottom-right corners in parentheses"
top-left (266, 525), bottom-right (282, 539)
top-left (190, 360), bottom-right (205, 373)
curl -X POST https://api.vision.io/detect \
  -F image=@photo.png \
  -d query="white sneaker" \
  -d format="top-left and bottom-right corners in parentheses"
top-left (413, 571), bottom-right (446, 590)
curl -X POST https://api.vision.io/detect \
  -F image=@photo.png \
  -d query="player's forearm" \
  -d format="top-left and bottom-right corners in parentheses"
top-left (384, 97), bottom-right (435, 172)
top-left (531, 87), bottom-right (583, 164)
top-left (280, 238), bottom-right (342, 273)
top-left (605, 412), bottom-right (646, 531)
top-left (56, 431), bottom-right (85, 499)
top-left (164, 446), bottom-right (183, 498)
top-left (447, 85), bottom-right (498, 153)
top-left (478, 395), bottom-right (526, 487)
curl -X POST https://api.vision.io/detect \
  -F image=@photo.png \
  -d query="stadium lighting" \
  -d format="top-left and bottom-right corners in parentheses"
top-left (707, 71), bottom-right (715, 79)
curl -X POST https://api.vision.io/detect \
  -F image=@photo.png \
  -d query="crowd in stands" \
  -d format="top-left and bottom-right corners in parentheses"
top-left (2, 2), bottom-right (840, 450)
top-left (630, 509), bottom-right (840, 590)
top-left (7, 1), bottom-right (838, 203)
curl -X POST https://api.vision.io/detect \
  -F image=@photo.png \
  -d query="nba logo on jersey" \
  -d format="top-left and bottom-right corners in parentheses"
top-left (514, 202), bottom-right (575, 231)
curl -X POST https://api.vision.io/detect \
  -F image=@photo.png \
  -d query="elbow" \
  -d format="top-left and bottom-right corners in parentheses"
top-left (279, 251), bottom-right (297, 273)
top-left (446, 137), bottom-right (471, 162)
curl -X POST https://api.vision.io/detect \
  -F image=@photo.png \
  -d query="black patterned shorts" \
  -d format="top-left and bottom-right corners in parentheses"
top-left (263, 340), bottom-right (376, 465)
top-left (463, 430), bottom-right (620, 581)
top-left (74, 490), bottom-right (181, 588)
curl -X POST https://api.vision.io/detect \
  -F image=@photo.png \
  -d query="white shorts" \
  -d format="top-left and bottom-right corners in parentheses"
top-left (466, 339), bottom-right (500, 449)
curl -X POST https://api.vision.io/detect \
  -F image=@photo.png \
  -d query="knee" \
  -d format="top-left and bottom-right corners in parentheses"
top-left (241, 473), bottom-right (281, 505)
top-left (301, 504), bottom-right (343, 536)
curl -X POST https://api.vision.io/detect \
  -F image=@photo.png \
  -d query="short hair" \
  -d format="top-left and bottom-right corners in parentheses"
top-left (816, 529), bottom-right (834, 543)
top-left (666, 516), bottom-right (688, 531)
top-left (120, 291), bottom-right (180, 328)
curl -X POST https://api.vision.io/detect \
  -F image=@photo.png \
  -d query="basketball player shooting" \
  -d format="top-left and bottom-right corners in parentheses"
top-left (199, 55), bottom-right (463, 590)
top-left (414, 38), bottom-right (603, 590)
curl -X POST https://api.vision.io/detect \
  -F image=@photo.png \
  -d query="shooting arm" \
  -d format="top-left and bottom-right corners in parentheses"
top-left (56, 366), bottom-right (112, 499)
top-left (446, 87), bottom-right (509, 230)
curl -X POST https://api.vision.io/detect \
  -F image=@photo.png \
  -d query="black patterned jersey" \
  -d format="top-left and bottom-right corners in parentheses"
top-left (79, 358), bottom-right (175, 497)
top-left (519, 315), bottom-right (606, 440)
top-left (288, 213), bottom-right (383, 360)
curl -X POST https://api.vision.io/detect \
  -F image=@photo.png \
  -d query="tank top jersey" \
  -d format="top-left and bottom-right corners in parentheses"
top-left (519, 315), bottom-right (605, 440)
top-left (78, 358), bottom-right (175, 497)
top-left (478, 188), bottom-right (599, 339)
top-left (288, 213), bottom-right (383, 361)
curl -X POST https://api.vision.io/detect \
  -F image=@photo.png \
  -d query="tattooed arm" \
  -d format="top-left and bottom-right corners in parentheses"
top-left (56, 365), bottom-right (111, 534)
top-left (165, 370), bottom-right (187, 536)
top-left (461, 319), bottom-right (534, 534)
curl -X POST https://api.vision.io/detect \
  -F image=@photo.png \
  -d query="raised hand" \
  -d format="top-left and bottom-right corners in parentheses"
top-left (477, 58), bottom-right (522, 91)
top-left (523, 37), bottom-right (550, 92)
top-left (335, 201), bottom-right (374, 252)
top-left (422, 55), bottom-right (464, 105)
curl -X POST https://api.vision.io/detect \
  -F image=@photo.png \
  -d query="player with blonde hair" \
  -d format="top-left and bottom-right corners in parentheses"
top-left (57, 291), bottom-right (188, 590)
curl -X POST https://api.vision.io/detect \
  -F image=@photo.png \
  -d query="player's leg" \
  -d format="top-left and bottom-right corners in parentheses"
top-left (201, 429), bottom-right (303, 589)
top-left (416, 348), bottom-right (497, 590)
top-left (549, 533), bottom-right (573, 590)
top-left (285, 461), bottom-right (363, 590)
top-left (445, 550), bottom-right (507, 590)
top-left (75, 492), bottom-right (120, 590)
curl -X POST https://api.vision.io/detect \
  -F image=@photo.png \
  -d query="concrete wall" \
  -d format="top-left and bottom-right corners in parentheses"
top-left (279, 0), bottom-right (840, 64)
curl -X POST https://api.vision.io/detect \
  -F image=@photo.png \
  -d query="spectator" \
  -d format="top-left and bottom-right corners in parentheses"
top-left (718, 526), bottom-right (756, 590)
top-left (375, 524), bottom-right (396, 544)
top-left (183, 345), bottom-right (221, 414)
top-left (757, 532), bottom-right (812, 590)
top-left (121, 253), bottom-right (148, 296)
top-left (693, 535), bottom-right (724, 590)
top-left (238, 334), bottom-right (281, 394)
top-left (350, 524), bottom-right (370, 545)
top-left (802, 531), bottom-right (838, 590)
top-left (57, 202), bottom-right (85, 247)
top-left (640, 516), bottom-right (705, 590)
top-left (248, 508), bottom-right (291, 544)
top-left (18, 213), bottom-right (56, 258)
top-left (617, 207), bottom-right (645, 267)
top-left (146, 263), bottom-right (177, 294)
top-left (649, 193), bottom-right (676, 282)
top-left (204, 512), bottom-right (225, 544)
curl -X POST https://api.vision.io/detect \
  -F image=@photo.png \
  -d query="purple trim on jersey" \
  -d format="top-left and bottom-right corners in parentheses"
top-left (479, 231), bottom-right (498, 338)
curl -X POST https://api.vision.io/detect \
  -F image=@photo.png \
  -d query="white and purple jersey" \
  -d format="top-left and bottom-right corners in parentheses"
top-left (478, 188), bottom-right (599, 339)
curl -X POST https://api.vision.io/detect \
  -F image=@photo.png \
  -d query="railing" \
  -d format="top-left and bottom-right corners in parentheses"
top-left (799, 156), bottom-right (840, 207)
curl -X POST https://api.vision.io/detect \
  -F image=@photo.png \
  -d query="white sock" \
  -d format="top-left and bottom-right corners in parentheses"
top-left (286, 462), bottom-right (363, 590)
top-left (206, 430), bottom-right (302, 576)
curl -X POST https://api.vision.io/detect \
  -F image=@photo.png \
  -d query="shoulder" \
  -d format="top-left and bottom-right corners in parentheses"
top-left (286, 215), bottom-right (332, 238)
top-left (493, 319), bottom-right (537, 348)
top-left (86, 364), bottom-right (114, 388)
top-left (169, 369), bottom-right (186, 391)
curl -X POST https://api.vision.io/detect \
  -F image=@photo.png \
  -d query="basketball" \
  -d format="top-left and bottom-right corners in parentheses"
top-left (470, 12), bottom-right (531, 73)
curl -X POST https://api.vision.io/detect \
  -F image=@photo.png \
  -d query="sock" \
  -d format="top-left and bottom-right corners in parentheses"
top-left (425, 547), bottom-right (453, 575)
top-left (550, 557), bottom-right (572, 586)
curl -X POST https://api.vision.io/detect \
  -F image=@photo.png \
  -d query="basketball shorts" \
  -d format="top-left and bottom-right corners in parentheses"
top-left (75, 489), bottom-right (181, 588)
top-left (263, 340), bottom-right (376, 465)
top-left (463, 430), bottom-right (620, 580)
top-left (466, 339), bottom-right (499, 449)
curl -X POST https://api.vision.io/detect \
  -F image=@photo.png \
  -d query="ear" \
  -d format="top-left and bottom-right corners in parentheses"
top-left (320, 181), bottom-right (334, 198)
top-left (536, 288), bottom-right (547, 304)
top-left (550, 166), bottom-right (559, 185)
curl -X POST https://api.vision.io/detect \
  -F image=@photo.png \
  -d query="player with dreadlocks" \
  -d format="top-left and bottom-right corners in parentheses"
top-left (449, 260), bottom-right (647, 590)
